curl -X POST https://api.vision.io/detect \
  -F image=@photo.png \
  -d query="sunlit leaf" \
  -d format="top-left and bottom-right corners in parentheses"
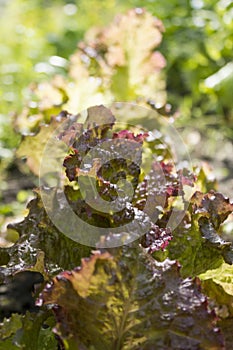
top-left (166, 190), bottom-right (233, 276)
top-left (199, 262), bottom-right (233, 317)
top-left (42, 247), bottom-right (224, 349)
top-left (16, 113), bottom-right (68, 176)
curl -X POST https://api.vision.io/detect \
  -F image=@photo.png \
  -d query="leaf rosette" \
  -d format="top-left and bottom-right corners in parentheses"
top-left (38, 104), bottom-right (195, 248)
top-left (1, 105), bottom-right (232, 349)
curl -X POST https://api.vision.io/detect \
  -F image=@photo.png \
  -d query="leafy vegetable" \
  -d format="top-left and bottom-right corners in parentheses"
top-left (16, 113), bottom-right (69, 176)
top-left (1, 4), bottom-right (233, 349)
top-left (42, 246), bottom-right (224, 349)
top-left (200, 262), bottom-right (233, 297)
top-left (0, 311), bottom-right (57, 350)
top-left (191, 191), bottom-right (233, 229)
top-left (166, 191), bottom-right (233, 277)
top-left (5, 190), bottom-right (91, 274)
top-left (1, 104), bottom-right (232, 348)
top-left (199, 262), bottom-right (233, 317)
top-left (15, 9), bottom-right (166, 135)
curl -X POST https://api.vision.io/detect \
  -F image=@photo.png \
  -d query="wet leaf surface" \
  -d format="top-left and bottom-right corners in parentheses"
top-left (42, 246), bottom-right (224, 349)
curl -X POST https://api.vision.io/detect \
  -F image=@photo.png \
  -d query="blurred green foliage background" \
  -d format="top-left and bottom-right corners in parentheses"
top-left (0, 0), bottom-right (232, 240)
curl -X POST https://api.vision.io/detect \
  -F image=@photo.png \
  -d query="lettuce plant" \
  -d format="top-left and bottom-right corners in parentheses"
top-left (0, 105), bottom-right (232, 349)
top-left (15, 9), bottom-right (166, 135)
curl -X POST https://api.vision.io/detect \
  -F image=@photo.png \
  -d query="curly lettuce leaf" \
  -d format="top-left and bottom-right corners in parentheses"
top-left (200, 262), bottom-right (233, 296)
top-left (191, 191), bottom-right (233, 230)
top-left (199, 262), bottom-right (233, 316)
top-left (15, 9), bottom-right (166, 134)
top-left (62, 114), bottom-right (188, 251)
top-left (140, 224), bottom-right (172, 253)
top-left (0, 188), bottom-right (89, 348)
top-left (166, 190), bottom-right (233, 277)
top-left (5, 189), bottom-right (91, 276)
top-left (42, 247), bottom-right (224, 349)
top-left (0, 312), bottom-right (57, 350)
top-left (85, 8), bottom-right (166, 103)
top-left (60, 106), bottom-right (173, 248)
top-left (16, 112), bottom-right (69, 176)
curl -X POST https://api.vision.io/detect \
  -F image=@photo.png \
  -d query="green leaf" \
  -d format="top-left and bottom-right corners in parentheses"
top-left (167, 190), bottom-right (233, 276)
top-left (0, 313), bottom-right (22, 340)
top-left (16, 113), bottom-right (68, 176)
top-left (0, 312), bottom-right (57, 350)
top-left (199, 262), bottom-right (233, 317)
top-left (97, 9), bottom-right (166, 102)
top-left (15, 9), bottom-right (166, 134)
top-left (42, 247), bottom-right (224, 349)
